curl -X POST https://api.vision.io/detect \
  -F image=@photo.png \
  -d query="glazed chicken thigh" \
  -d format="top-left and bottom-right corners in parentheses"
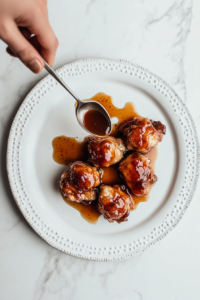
top-left (86, 136), bottom-right (125, 167)
top-left (98, 184), bottom-right (133, 223)
top-left (119, 152), bottom-right (157, 196)
top-left (60, 161), bottom-right (101, 203)
top-left (119, 117), bottom-right (166, 154)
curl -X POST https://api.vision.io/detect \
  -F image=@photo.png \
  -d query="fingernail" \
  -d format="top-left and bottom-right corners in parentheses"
top-left (27, 59), bottom-right (42, 73)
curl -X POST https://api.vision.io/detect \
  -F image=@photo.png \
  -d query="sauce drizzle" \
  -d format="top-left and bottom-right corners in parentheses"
top-left (52, 93), bottom-right (158, 223)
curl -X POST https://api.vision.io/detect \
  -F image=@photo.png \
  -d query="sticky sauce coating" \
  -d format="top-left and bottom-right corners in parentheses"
top-left (52, 93), bottom-right (158, 223)
top-left (119, 117), bottom-right (166, 154)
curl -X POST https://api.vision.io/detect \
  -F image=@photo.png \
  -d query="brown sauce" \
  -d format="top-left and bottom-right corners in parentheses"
top-left (130, 194), bottom-right (149, 210)
top-left (62, 194), bottom-right (101, 224)
top-left (52, 136), bottom-right (88, 165)
top-left (52, 93), bottom-right (158, 223)
top-left (89, 93), bottom-right (140, 136)
top-left (83, 109), bottom-right (110, 136)
top-left (101, 164), bottom-right (121, 185)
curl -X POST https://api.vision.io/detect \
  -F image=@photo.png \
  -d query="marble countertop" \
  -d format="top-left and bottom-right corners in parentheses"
top-left (1, 0), bottom-right (200, 299)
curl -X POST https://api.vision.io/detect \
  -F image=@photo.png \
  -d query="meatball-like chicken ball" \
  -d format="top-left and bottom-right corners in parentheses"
top-left (119, 153), bottom-right (157, 196)
top-left (86, 136), bottom-right (125, 168)
top-left (60, 161), bottom-right (101, 203)
top-left (119, 117), bottom-right (166, 154)
top-left (98, 184), bottom-right (133, 223)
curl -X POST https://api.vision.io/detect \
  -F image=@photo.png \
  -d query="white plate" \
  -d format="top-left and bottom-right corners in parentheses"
top-left (7, 58), bottom-right (199, 261)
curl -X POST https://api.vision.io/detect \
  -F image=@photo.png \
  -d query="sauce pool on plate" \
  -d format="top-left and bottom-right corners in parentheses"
top-left (90, 92), bottom-right (140, 136)
top-left (62, 194), bottom-right (101, 224)
top-left (52, 136), bottom-right (88, 165)
top-left (52, 92), bottom-right (158, 223)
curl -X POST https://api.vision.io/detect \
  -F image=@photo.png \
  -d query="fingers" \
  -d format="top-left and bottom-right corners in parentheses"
top-left (6, 27), bottom-right (32, 58)
top-left (19, 27), bottom-right (32, 39)
top-left (1, 20), bottom-right (44, 73)
top-left (6, 47), bottom-right (16, 57)
top-left (27, 9), bottom-right (58, 66)
top-left (1, 0), bottom-right (58, 71)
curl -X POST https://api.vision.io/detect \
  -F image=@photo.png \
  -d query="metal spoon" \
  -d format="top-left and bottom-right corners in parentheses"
top-left (43, 60), bottom-right (111, 136)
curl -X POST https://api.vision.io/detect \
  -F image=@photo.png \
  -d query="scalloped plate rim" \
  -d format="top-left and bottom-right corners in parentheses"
top-left (6, 58), bottom-right (200, 261)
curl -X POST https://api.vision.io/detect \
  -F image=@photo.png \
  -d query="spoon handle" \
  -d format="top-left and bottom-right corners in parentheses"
top-left (43, 59), bottom-right (81, 103)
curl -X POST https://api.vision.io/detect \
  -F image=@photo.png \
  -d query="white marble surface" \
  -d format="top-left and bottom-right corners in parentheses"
top-left (0, 0), bottom-right (200, 299)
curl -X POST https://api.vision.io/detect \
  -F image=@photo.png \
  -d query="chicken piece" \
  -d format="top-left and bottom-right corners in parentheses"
top-left (119, 117), bottom-right (166, 154)
top-left (119, 153), bottom-right (157, 196)
top-left (60, 161), bottom-right (101, 203)
top-left (86, 136), bottom-right (126, 167)
top-left (98, 184), bottom-right (133, 223)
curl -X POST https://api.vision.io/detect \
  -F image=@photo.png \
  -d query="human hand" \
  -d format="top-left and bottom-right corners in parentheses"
top-left (0, 0), bottom-right (58, 73)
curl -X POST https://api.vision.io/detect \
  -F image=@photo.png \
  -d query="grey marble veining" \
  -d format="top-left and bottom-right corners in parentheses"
top-left (1, 0), bottom-right (200, 299)
top-left (33, 249), bottom-right (144, 300)
top-left (48, 0), bottom-right (192, 100)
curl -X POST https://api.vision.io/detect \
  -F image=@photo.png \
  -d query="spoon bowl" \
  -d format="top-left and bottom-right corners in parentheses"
top-left (43, 59), bottom-right (111, 136)
top-left (76, 100), bottom-right (111, 136)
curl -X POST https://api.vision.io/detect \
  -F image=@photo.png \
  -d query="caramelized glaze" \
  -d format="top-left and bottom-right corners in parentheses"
top-left (131, 147), bottom-right (158, 210)
top-left (119, 152), bottom-right (157, 196)
top-left (86, 135), bottom-right (125, 167)
top-left (98, 184), bottom-right (132, 223)
top-left (60, 162), bottom-right (101, 202)
top-left (119, 117), bottom-right (166, 154)
top-left (52, 93), bottom-right (158, 223)
top-left (101, 148), bottom-right (158, 187)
